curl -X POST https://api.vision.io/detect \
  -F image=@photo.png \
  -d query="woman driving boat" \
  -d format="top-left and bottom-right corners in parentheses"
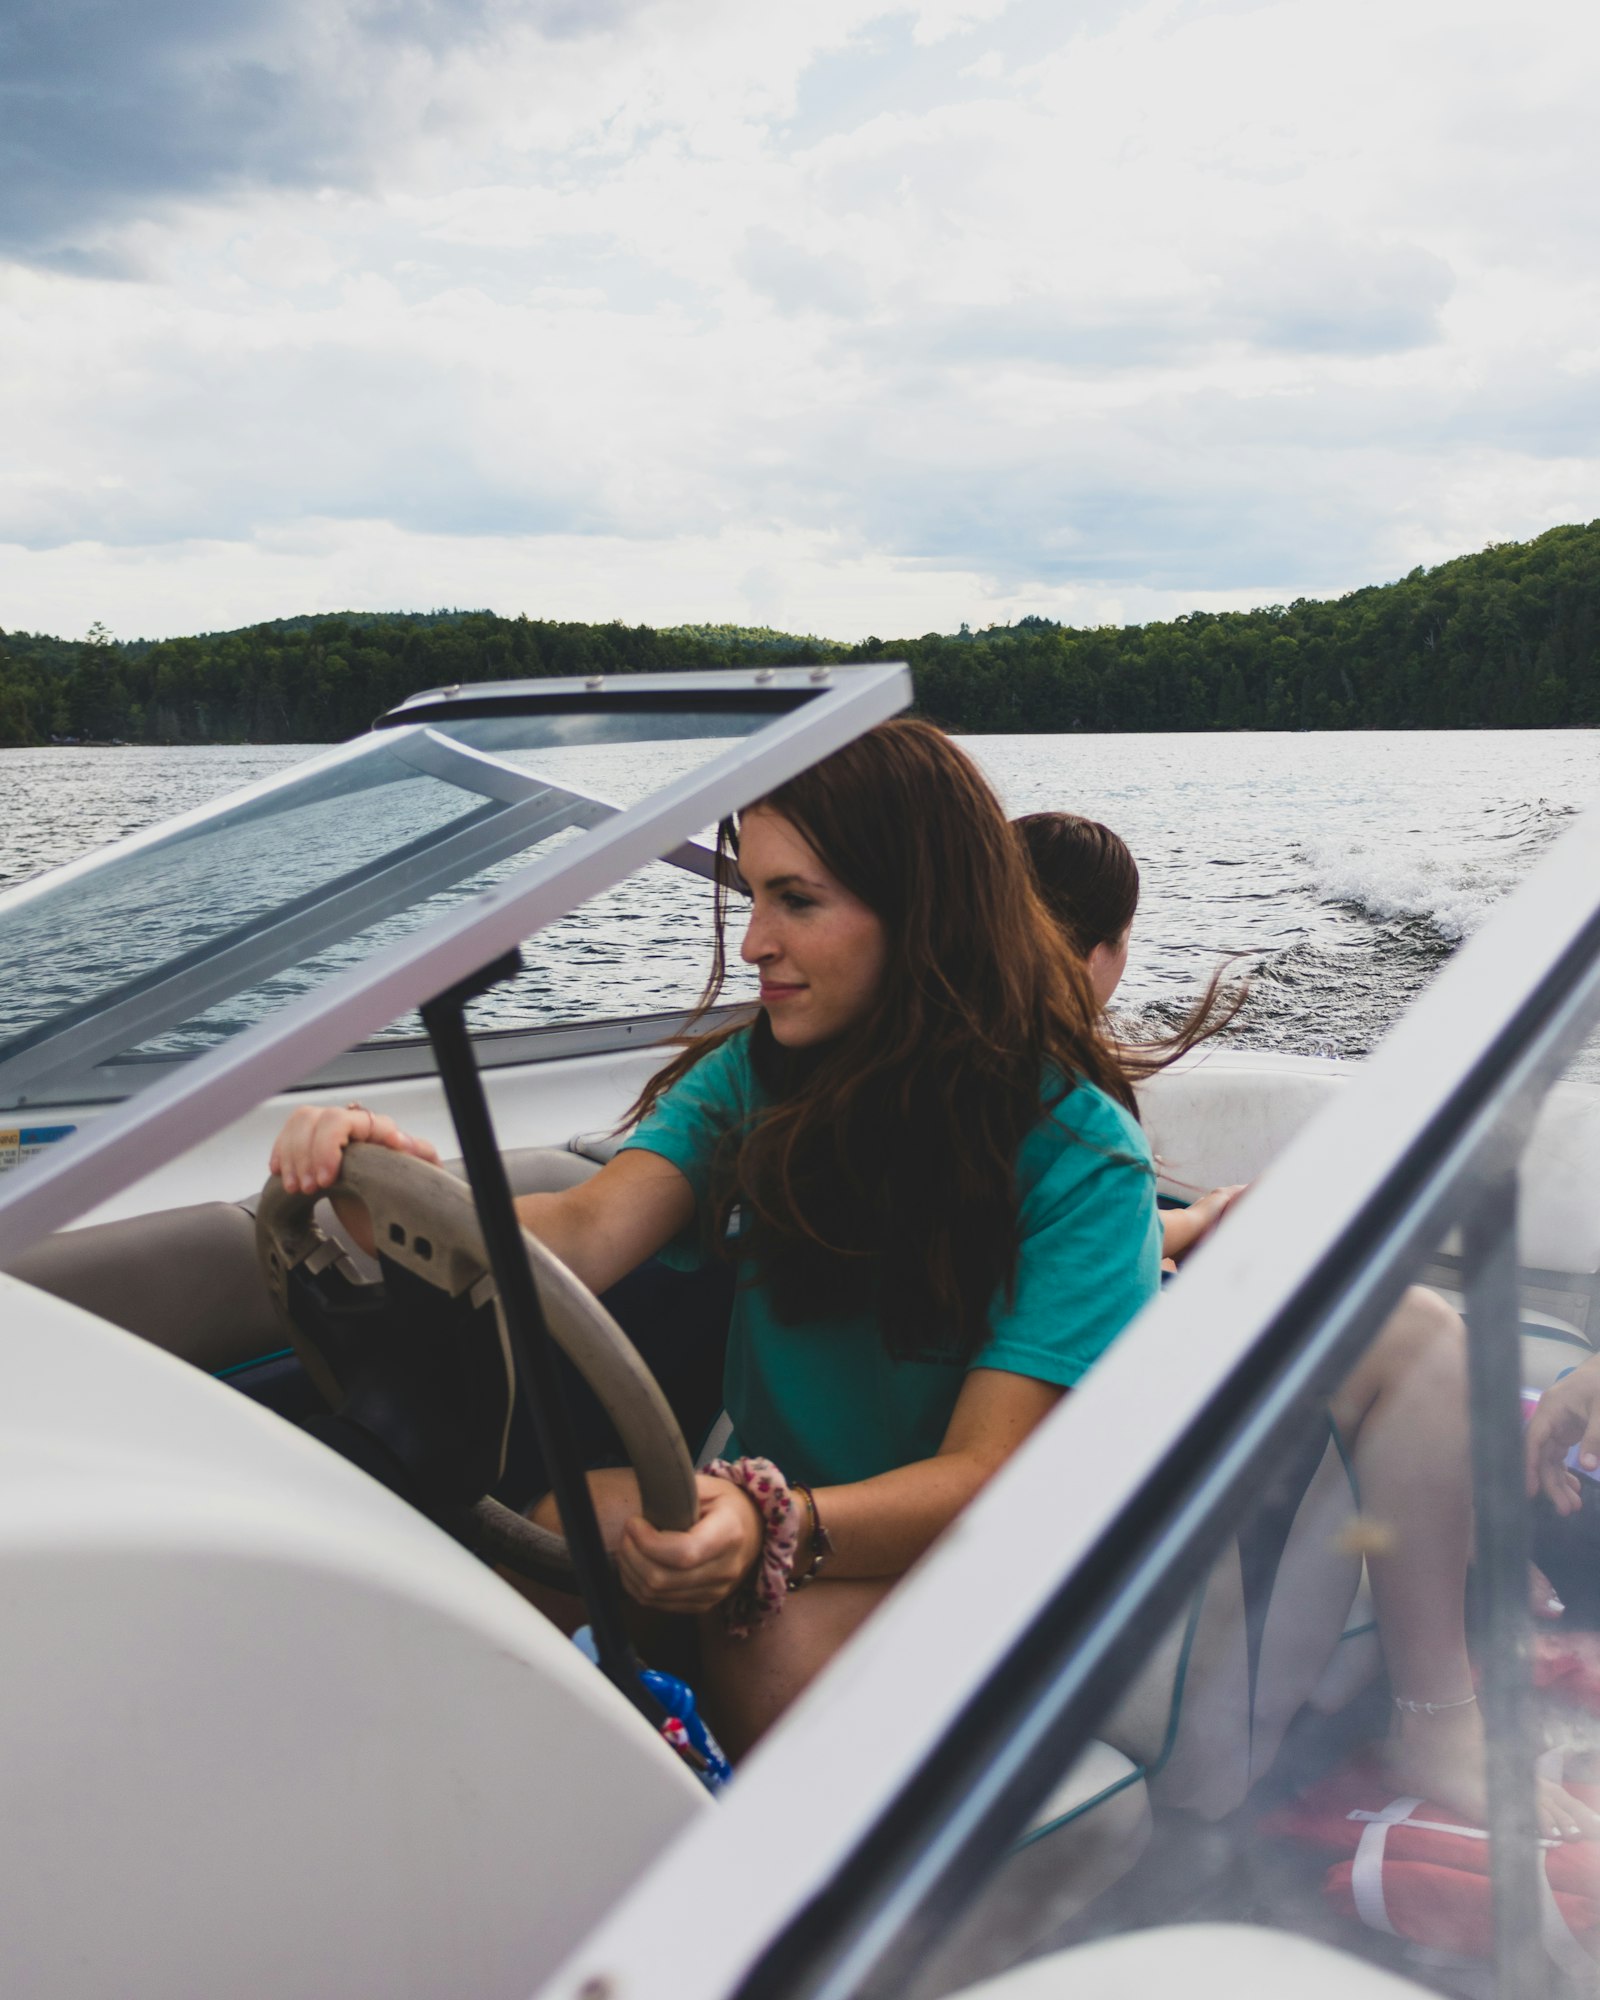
top-left (270, 722), bottom-right (1160, 1757)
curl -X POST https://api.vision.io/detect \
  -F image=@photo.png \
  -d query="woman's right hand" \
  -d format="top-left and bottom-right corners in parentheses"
top-left (617, 1474), bottom-right (766, 1615)
top-left (268, 1103), bottom-right (441, 1197)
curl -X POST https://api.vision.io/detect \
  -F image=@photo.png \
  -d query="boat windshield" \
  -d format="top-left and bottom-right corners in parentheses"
top-left (0, 672), bottom-right (891, 1117)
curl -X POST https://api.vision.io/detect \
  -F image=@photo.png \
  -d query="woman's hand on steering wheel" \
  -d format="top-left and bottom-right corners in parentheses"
top-left (617, 1473), bottom-right (765, 1616)
top-left (270, 1103), bottom-right (441, 1197)
top-left (270, 1105), bottom-right (442, 1257)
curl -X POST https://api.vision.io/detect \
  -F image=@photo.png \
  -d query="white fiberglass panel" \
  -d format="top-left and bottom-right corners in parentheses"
top-left (0, 1274), bottom-right (703, 1999)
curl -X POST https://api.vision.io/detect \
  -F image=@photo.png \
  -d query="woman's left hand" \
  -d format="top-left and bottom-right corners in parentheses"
top-left (617, 1473), bottom-right (765, 1614)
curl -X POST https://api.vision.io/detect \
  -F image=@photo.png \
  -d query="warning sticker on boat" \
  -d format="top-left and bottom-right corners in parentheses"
top-left (0, 1125), bottom-right (78, 1173)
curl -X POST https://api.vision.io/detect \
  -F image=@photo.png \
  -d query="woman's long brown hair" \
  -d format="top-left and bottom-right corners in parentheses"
top-left (628, 720), bottom-right (1143, 1364)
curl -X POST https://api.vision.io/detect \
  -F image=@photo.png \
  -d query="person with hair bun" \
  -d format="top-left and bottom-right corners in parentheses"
top-left (271, 722), bottom-right (1162, 1755)
top-left (1013, 810), bottom-right (1245, 1260)
top-left (1013, 810), bottom-right (1140, 1006)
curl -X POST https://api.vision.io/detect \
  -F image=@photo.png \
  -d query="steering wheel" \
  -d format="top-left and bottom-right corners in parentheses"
top-left (255, 1142), bottom-right (699, 1592)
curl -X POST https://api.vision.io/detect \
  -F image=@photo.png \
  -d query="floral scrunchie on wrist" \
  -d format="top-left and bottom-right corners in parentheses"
top-left (704, 1456), bottom-right (801, 1637)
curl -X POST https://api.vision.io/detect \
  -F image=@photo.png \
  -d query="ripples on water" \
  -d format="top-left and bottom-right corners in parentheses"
top-left (1, 732), bottom-right (1597, 1080)
top-left (982, 734), bottom-right (1600, 1079)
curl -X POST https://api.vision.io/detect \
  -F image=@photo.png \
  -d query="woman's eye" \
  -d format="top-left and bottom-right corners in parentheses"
top-left (781, 892), bottom-right (816, 912)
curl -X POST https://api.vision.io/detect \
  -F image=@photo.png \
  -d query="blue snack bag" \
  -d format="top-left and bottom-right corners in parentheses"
top-left (571, 1627), bottom-right (733, 1793)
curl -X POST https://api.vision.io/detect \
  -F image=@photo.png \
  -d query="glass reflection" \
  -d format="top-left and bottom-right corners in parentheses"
top-left (0, 701), bottom-right (781, 1107)
top-left (888, 1050), bottom-right (1600, 2000)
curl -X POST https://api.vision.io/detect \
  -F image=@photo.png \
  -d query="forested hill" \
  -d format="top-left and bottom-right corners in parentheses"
top-left (2, 521), bottom-right (1597, 747)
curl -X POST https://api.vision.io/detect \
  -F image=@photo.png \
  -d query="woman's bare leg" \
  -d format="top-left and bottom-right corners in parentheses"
top-left (697, 1577), bottom-right (896, 1759)
top-left (508, 1468), bottom-right (651, 1631)
top-left (1332, 1287), bottom-right (1600, 1840)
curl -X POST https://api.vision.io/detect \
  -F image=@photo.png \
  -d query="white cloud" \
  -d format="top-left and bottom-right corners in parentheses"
top-left (910, 0), bottom-right (1014, 46)
top-left (2, 0), bottom-right (1599, 640)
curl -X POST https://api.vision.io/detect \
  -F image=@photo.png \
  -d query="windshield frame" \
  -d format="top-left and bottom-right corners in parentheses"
top-left (0, 664), bottom-right (910, 1263)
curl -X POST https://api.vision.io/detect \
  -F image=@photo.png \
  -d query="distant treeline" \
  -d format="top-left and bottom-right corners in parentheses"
top-left (3, 521), bottom-right (1598, 748)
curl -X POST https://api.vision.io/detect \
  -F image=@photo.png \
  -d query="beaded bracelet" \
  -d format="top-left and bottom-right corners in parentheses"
top-left (787, 1481), bottom-right (834, 1590)
top-left (704, 1455), bottom-right (801, 1637)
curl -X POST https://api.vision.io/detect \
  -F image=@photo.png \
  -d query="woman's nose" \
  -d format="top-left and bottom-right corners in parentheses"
top-left (741, 909), bottom-right (775, 963)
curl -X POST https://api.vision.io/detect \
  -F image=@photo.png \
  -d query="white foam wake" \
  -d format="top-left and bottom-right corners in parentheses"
top-left (1302, 837), bottom-right (1525, 942)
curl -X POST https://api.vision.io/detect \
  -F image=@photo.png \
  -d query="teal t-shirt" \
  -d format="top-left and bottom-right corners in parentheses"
top-left (621, 1030), bottom-right (1160, 1486)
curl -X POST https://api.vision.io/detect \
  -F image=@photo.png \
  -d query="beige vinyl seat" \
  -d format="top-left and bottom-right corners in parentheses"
top-left (904, 1433), bottom-right (1365, 1998)
top-left (0, 1268), bottom-right (709, 2000)
top-left (1141, 1056), bottom-right (1600, 1345)
top-left (0, 1145), bottom-right (601, 1377)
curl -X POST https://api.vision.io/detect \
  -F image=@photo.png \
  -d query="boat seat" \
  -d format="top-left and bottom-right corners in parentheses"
top-left (0, 1146), bottom-right (600, 1377)
top-left (0, 1197), bottom-right (280, 1374)
top-left (903, 1438), bottom-right (1368, 1994)
top-left (1076, 1426), bottom-right (1366, 1826)
top-left (1141, 1060), bottom-right (1600, 1338)
top-left (943, 1921), bottom-right (1432, 2000)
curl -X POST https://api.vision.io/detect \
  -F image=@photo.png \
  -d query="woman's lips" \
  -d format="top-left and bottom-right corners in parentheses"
top-left (760, 982), bottom-right (805, 1002)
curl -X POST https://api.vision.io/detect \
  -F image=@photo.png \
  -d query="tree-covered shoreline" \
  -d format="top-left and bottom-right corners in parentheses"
top-left (2, 522), bottom-right (1597, 749)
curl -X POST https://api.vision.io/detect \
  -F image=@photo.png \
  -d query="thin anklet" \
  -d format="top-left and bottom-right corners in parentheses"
top-left (1393, 1692), bottom-right (1478, 1716)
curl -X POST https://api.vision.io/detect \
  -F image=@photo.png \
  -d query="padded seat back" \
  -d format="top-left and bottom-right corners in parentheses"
top-left (1101, 1540), bottom-right (1252, 1818)
top-left (0, 1275), bottom-right (706, 2000)
top-left (1, 1201), bottom-right (280, 1374)
top-left (1140, 1058), bottom-right (1600, 1280)
top-left (0, 1146), bottom-right (602, 1378)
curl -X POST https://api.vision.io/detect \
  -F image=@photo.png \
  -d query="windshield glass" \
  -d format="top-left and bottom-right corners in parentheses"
top-left (854, 1051), bottom-right (1600, 2000)
top-left (0, 692), bottom-right (793, 1113)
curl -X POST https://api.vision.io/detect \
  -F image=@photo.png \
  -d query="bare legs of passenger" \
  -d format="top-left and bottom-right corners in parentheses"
top-left (1331, 1288), bottom-right (1600, 1842)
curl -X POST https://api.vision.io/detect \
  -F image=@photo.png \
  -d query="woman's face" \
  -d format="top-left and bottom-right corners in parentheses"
top-left (1087, 922), bottom-right (1131, 1008)
top-left (737, 807), bottom-right (889, 1047)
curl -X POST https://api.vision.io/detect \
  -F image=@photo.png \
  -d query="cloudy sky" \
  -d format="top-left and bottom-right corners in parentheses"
top-left (3, 0), bottom-right (1597, 642)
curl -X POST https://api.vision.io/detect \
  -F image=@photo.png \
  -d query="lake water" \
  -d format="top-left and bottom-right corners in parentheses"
top-left (2, 731), bottom-right (1598, 1079)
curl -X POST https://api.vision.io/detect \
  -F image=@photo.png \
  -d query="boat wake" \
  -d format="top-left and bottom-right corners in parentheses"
top-left (1299, 801), bottom-right (1580, 943)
